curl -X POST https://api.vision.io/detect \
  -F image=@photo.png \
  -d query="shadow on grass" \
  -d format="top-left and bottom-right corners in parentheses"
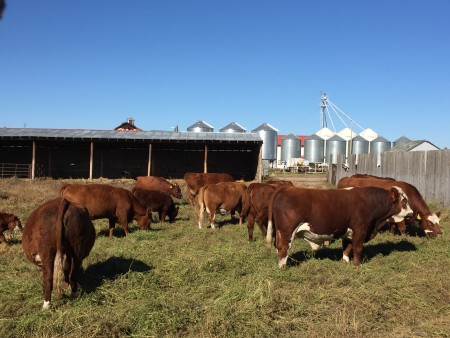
top-left (80, 256), bottom-right (152, 293)
top-left (289, 240), bottom-right (417, 267)
top-left (97, 227), bottom-right (160, 238)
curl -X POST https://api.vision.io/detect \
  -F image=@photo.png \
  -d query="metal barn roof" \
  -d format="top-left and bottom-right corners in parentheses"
top-left (0, 128), bottom-right (262, 143)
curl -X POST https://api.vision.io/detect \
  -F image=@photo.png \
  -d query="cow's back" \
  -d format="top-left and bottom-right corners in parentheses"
top-left (184, 172), bottom-right (234, 193)
top-left (203, 181), bottom-right (246, 210)
top-left (134, 176), bottom-right (182, 199)
top-left (61, 184), bottom-right (130, 219)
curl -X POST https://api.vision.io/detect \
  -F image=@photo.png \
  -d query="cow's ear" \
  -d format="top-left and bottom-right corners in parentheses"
top-left (435, 211), bottom-right (441, 217)
top-left (390, 187), bottom-right (399, 202)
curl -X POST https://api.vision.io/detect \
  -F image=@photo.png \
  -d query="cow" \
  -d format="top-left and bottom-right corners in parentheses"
top-left (266, 186), bottom-right (412, 268)
top-left (22, 197), bottom-right (96, 309)
top-left (0, 212), bottom-right (22, 244)
top-left (198, 182), bottom-right (247, 229)
top-left (132, 188), bottom-right (179, 223)
top-left (240, 181), bottom-right (293, 241)
top-left (184, 172), bottom-right (234, 205)
top-left (135, 176), bottom-right (183, 199)
top-left (337, 175), bottom-right (441, 237)
top-left (60, 184), bottom-right (151, 237)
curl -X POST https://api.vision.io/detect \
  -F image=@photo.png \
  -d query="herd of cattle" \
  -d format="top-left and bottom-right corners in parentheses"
top-left (0, 172), bottom-right (443, 309)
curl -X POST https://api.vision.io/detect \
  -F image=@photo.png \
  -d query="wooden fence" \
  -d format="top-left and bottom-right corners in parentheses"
top-left (329, 150), bottom-right (450, 207)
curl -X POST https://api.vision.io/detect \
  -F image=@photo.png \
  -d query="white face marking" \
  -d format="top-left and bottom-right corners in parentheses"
top-left (278, 254), bottom-right (288, 268)
top-left (428, 214), bottom-right (440, 225)
top-left (33, 254), bottom-right (42, 264)
top-left (342, 255), bottom-right (350, 263)
top-left (42, 300), bottom-right (50, 309)
top-left (424, 229), bottom-right (433, 234)
top-left (391, 187), bottom-right (413, 220)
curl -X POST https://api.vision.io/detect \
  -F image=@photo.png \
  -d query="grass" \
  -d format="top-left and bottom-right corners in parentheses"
top-left (0, 177), bottom-right (449, 337)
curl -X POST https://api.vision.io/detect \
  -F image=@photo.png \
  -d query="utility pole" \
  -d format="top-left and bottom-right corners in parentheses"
top-left (320, 92), bottom-right (328, 128)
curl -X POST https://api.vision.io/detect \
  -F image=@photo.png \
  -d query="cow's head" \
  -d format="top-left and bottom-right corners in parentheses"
top-left (170, 183), bottom-right (183, 199)
top-left (390, 186), bottom-right (413, 221)
top-left (419, 211), bottom-right (442, 237)
top-left (2, 214), bottom-right (22, 233)
top-left (137, 209), bottom-right (151, 230)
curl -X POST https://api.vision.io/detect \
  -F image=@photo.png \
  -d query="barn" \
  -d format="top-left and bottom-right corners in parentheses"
top-left (0, 126), bottom-right (263, 180)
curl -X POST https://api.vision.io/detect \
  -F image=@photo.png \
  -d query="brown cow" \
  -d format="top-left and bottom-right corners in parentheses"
top-left (60, 184), bottom-right (151, 237)
top-left (135, 176), bottom-right (183, 199)
top-left (240, 181), bottom-right (293, 241)
top-left (22, 197), bottom-right (96, 309)
top-left (198, 182), bottom-right (247, 229)
top-left (337, 175), bottom-right (441, 236)
top-left (0, 212), bottom-right (22, 244)
top-left (132, 188), bottom-right (179, 223)
top-left (266, 186), bottom-right (412, 268)
top-left (184, 172), bottom-right (234, 205)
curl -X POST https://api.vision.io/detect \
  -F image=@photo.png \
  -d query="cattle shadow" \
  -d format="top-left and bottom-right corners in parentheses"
top-left (96, 227), bottom-right (160, 237)
top-left (79, 256), bottom-right (152, 294)
top-left (288, 240), bottom-right (417, 267)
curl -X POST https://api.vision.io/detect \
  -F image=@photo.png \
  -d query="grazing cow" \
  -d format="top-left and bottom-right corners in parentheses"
top-left (132, 188), bottom-right (179, 223)
top-left (0, 212), bottom-right (22, 244)
top-left (337, 175), bottom-right (441, 236)
top-left (240, 181), bottom-right (293, 241)
top-left (135, 176), bottom-right (183, 199)
top-left (184, 172), bottom-right (234, 205)
top-left (60, 184), bottom-right (151, 237)
top-left (198, 182), bottom-right (247, 229)
top-left (22, 198), bottom-right (96, 309)
top-left (266, 186), bottom-right (412, 268)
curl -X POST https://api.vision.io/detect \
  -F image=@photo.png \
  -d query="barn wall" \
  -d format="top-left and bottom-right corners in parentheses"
top-left (0, 139), bottom-right (261, 180)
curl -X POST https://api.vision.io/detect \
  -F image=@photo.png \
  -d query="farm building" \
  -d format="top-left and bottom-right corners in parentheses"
top-left (0, 124), bottom-right (263, 180)
top-left (386, 140), bottom-right (440, 152)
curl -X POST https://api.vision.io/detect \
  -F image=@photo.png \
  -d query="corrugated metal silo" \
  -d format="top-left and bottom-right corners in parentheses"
top-left (325, 135), bottom-right (346, 164)
top-left (393, 136), bottom-right (411, 148)
top-left (280, 134), bottom-right (301, 162)
top-left (304, 134), bottom-right (325, 163)
top-left (251, 123), bottom-right (278, 160)
top-left (351, 135), bottom-right (369, 155)
top-left (370, 136), bottom-right (392, 153)
top-left (219, 122), bottom-right (246, 133)
top-left (187, 120), bottom-right (214, 132)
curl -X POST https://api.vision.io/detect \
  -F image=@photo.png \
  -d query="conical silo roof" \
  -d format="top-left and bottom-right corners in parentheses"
top-left (187, 120), bottom-right (214, 132)
top-left (337, 127), bottom-right (356, 141)
top-left (251, 123), bottom-right (278, 132)
top-left (219, 122), bottom-right (246, 133)
top-left (393, 136), bottom-right (411, 144)
top-left (359, 128), bottom-right (378, 141)
top-left (315, 127), bottom-right (335, 140)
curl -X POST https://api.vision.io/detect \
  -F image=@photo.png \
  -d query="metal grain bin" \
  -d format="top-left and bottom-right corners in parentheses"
top-left (304, 134), bottom-right (325, 163)
top-left (393, 136), bottom-right (411, 148)
top-left (351, 135), bottom-right (369, 155)
top-left (370, 136), bottom-right (392, 153)
top-left (187, 120), bottom-right (214, 132)
top-left (219, 122), bottom-right (246, 133)
top-left (251, 123), bottom-right (278, 160)
top-left (325, 135), bottom-right (346, 164)
top-left (280, 134), bottom-right (301, 162)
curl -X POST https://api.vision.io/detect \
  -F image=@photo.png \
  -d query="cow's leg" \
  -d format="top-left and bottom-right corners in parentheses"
top-left (342, 238), bottom-right (352, 263)
top-left (257, 215), bottom-right (268, 238)
top-left (115, 215), bottom-right (130, 237)
top-left (247, 212), bottom-right (256, 241)
top-left (275, 229), bottom-right (294, 268)
top-left (397, 220), bottom-right (406, 235)
top-left (351, 231), bottom-right (366, 266)
top-left (198, 201), bottom-right (204, 229)
top-left (208, 206), bottom-right (216, 229)
top-left (42, 263), bottom-right (53, 309)
top-left (0, 233), bottom-right (7, 245)
top-left (69, 258), bottom-right (81, 298)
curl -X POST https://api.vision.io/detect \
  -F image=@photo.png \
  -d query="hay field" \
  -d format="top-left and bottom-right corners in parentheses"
top-left (0, 177), bottom-right (449, 338)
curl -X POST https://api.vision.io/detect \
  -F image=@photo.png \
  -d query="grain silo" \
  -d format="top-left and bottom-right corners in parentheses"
top-left (393, 136), bottom-right (411, 148)
top-left (219, 122), bottom-right (246, 133)
top-left (351, 135), bottom-right (369, 155)
top-left (325, 135), bottom-right (346, 164)
top-left (370, 136), bottom-right (392, 154)
top-left (251, 123), bottom-right (278, 161)
top-left (187, 120), bottom-right (214, 132)
top-left (304, 134), bottom-right (325, 163)
top-left (280, 134), bottom-right (301, 163)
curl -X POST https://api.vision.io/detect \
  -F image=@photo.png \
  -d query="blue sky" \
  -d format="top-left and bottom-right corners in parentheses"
top-left (1, 1), bottom-right (449, 148)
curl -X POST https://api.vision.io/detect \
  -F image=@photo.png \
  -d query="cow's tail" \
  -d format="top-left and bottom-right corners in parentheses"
top-left (240, 185), bottom-right (252, 218)
top-left (266, 186), bottom-right (282, 249)
top-left (197, 186), bottom-right (206, 228)
top-left (53, 198), bottom-right (69, 299)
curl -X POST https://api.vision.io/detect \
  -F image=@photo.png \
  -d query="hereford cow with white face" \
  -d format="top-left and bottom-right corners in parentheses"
top-left (266, 186), bottom-right (412, 268)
